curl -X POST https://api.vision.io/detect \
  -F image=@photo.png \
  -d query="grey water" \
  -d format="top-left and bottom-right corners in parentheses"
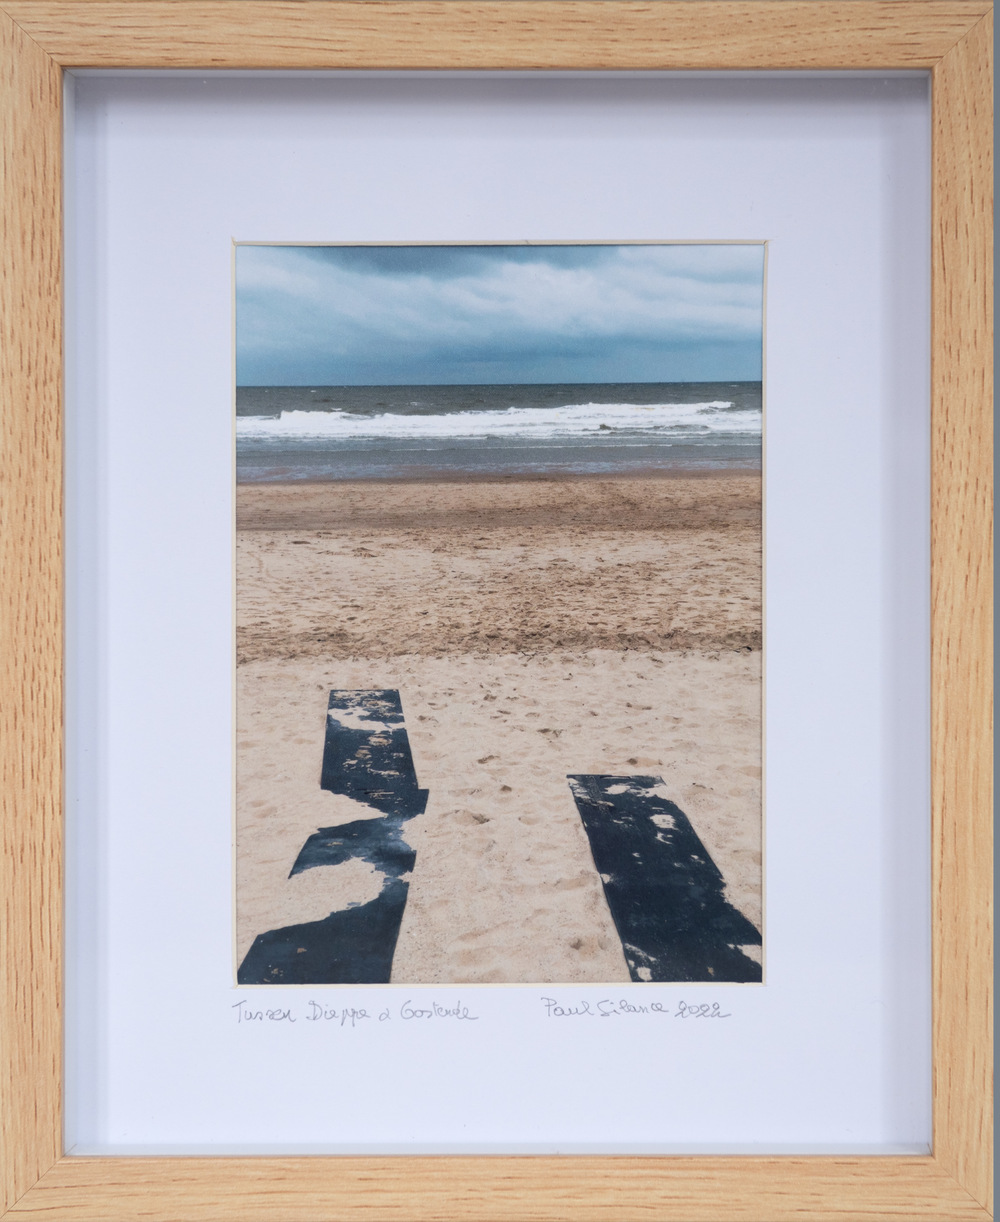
top-left (235, 381), bottom-right (762, 482)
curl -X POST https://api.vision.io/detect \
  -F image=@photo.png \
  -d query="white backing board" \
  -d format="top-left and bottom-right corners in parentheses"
top-left (65, 72), bottom-right (931, 1154)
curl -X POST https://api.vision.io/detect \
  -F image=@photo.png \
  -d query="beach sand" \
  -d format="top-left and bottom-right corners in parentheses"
top-left (235, 475), bottom-right (762, 983)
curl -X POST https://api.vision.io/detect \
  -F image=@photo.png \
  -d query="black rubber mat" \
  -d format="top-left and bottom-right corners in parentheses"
top-left (237, 880), bottom-right (410, 986)
top-left (238, 690), bottom-right (425, 985)
top-left (567, 774), bottom-right (762, 983)
top-left (289, 811), bottom-right (422, 879)
top-left (320, 689), bottom-right (428, 818)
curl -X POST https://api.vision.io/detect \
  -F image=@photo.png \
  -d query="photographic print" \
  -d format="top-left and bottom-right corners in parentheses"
top-left (234, 242), bottom-right (764, 986)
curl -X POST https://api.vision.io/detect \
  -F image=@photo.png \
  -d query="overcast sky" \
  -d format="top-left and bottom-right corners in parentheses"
top-left (235, 243), bottom-right (764, 386)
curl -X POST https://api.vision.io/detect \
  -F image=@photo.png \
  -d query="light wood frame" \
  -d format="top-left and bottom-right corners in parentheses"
top-left (0, 2), bottom-right (991, 1219)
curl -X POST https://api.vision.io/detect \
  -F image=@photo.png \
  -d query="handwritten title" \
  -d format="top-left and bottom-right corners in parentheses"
top-left (232, 998), bottom-right (479, 1026)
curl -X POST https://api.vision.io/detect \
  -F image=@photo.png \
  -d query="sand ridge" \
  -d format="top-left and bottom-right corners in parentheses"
top-left (236, 476), bottom-right (761, 663)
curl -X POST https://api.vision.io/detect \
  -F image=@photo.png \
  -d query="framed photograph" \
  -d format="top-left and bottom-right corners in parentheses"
top-left (1, 3), bottom-right (991, 1220)
top-left (233, 239), bottom-right (765, 990)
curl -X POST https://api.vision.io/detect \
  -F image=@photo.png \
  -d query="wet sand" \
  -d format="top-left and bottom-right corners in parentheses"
top-left (235, 475), bottom-right (762, 983)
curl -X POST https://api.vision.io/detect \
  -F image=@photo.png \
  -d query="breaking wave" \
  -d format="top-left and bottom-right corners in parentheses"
top-left (236, 400), bottom-right (760, 443)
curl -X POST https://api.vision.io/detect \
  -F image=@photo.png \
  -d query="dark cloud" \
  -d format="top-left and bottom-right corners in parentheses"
top-left (292, 243), bottom-right (617, 279)
top-left (236, 242), bottom-right (765, 385)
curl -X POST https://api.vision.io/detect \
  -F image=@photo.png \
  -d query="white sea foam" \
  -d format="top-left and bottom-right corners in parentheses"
top-left (237, 400), bottom-right (760, 442)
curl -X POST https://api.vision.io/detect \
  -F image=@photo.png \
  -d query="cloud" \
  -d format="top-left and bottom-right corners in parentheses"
top-left (236, 243), bottom-right (764, 384)
top-left (292, 243), bottom-right (617, 278)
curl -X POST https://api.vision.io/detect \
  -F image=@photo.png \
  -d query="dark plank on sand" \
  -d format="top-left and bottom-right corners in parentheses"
top-left (568, 774), bottom-right (762, 983)
top-left (238, 690), bottom-right (426, 985)
top-left (319, 689), bottom-right (429, 818)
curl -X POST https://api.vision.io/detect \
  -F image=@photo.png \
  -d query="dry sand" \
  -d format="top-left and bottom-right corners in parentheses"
top-left (235, 475), bottom-right (762, 983)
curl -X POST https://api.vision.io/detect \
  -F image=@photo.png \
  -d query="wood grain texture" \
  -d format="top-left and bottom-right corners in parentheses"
top-left (5, 1154), bottom-right (994, 1221)
top-left (0, 8), bottom-right (63, 1219)
top-left (930, 10), bottom-right (994, 1217)
top-left (0, 1), bottom-right (992, 1219)
top-left (0, 0), bottom-right (992, 70)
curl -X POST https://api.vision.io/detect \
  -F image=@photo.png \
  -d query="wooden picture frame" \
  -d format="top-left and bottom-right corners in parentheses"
top-left (0, 3), bottom-right (991, 1218)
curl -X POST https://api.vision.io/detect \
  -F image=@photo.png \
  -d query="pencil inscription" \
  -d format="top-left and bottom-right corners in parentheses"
top-left (540, 997), bottom-right (731, 1019)
top-left (231, 998), bottom-right (481, 1025)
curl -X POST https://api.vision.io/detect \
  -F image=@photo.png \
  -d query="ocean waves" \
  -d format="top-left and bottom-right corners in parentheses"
top-left (237, 400), bottom-right (761, 443)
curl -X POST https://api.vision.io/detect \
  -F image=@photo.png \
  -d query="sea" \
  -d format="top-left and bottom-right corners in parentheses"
top-left (235, 382), bottom-right (762, 482)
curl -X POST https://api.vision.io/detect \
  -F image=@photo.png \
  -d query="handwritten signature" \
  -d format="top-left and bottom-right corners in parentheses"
top-left (540, 997), bottom-right (731, 1019)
